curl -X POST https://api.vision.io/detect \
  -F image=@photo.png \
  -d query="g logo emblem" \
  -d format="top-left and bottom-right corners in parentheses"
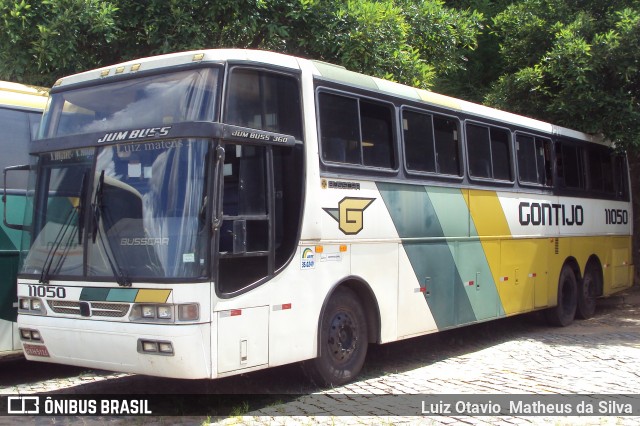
top-left (324, 197), bottom-right (375, 235)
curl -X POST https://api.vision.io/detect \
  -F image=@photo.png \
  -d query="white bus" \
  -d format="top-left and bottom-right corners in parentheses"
top-left (16, 50), bottom-right (632, 385)
top-left (0, 81), bottom-right (47, 359)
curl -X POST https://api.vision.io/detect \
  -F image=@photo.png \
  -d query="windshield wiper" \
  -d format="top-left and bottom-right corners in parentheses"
top-left (39, 206), bottom-right (78, 284)
top-left (92, 170), bottom-right (132, 287)
top-left (39, 169), bottom-right (91, 284)
top-left (77, 170), bottom-right (88, 244)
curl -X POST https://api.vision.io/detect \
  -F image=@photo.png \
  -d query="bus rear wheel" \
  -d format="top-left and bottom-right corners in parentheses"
top-left (577, 263), bottom-right (599, 319)
top-left (306, 287), bottom-right (368, 387)
top-left (546, 265), bottom-right (578, 327)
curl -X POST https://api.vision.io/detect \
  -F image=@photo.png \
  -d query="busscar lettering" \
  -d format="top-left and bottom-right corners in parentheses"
top-left (518, 202), bottom-right (584, 226)
top-left (120, 237), bottom-right (169, 246)
top-left (98, 126), bottom-right (171, 143)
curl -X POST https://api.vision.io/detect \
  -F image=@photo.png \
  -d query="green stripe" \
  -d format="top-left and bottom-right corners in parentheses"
top-left (378, 183), bottom-right (505, 329)
top-left (428, 187), bottom-right (505, 320)
top-left (106, 288), bottom-right (138, 302)
top-left (80, 287), bottom-right (140, 302)
top-left (378, 182), bottom-right (475, 329)
top-left (79, 287), bottom-right (110, 301)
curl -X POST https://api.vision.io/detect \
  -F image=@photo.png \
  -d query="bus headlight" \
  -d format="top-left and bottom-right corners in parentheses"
top-left (18, 297), bottom-right (47, 315)
top-left (141, 305), bottom-right (155, 318)
top-left (157, 306), bottom-right (172, 319)
top-left (129, 303), bottom-right (198, 323)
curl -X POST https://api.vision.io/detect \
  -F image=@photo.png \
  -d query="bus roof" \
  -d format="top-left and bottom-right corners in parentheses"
top-left (50, 49), bottom-right (604, 145)
top-left (0, 80), bottom-right (49, 111)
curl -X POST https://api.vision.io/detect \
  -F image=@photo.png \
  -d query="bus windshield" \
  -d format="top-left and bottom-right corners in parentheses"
top-left (22, 68), bottom-right (219, 283)
top-left (40, 68), bottom-right (219, 138)
top-left (22, 139), bottom-right (210, 282)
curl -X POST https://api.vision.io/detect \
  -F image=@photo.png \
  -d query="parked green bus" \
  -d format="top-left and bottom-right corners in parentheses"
top-left (0, 81), bottom-right (47, 359)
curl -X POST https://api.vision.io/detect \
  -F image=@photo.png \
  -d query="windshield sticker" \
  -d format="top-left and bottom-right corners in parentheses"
top-left (183, 253), bottom-right (195, 263)
top-left (128, 162), bottom-right (142, 178)
top-left (300, 248), bottom-right (315, 270)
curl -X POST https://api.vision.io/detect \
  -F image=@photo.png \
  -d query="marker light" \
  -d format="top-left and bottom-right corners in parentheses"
top-left (142, 341), bottom-right (158, 352)
top-left (138, 339), bottom-right (174, 356)
top-left (158, 342), bottom-right (174, 354)
top-left (19, 328), bottom-right (43, 342)
top-left (178, 304), bottom-right (199, 321)
top-left (18, 297), bottom-right (46, 315)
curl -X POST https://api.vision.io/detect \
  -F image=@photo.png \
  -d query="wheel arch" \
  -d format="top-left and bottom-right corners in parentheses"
top-left (584, 254), bottom-right (604, 297)
top-left (563, 256), bottom-right (582, 282)
top-left (315, 276), bottom-right (381, 357)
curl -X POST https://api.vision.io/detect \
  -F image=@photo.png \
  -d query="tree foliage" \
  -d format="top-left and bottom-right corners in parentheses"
top-left (485, 0), bottom-right (640, 151)
top-left (0, 0), bottom-right (480, 91)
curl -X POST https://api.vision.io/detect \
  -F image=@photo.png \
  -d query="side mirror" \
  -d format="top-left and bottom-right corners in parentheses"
top-left (3, 165), bottom-right (30, 231)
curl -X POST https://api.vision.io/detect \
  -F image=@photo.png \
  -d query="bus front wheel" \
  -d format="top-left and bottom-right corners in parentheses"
top-left (546, 265), bottom-right (578, 327)
top-left (306, 287), bottom-right (368, 387)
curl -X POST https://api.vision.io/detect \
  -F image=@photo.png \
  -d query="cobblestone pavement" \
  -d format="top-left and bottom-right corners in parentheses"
top-left (1, 288), bottom-right (640, 425)
top-left (212, 288), bottom-right (640, 426)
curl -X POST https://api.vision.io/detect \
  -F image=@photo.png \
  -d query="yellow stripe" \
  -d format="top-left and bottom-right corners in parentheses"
top-left (467, 189), bottom-right (511, 237)
top-left (135, 289), bottom-right (171, 303)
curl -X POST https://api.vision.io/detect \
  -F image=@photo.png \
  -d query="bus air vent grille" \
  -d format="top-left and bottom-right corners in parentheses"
top-left (90, 302), bottom-right (130, 317)
top-left (47, 300), bottom-right (130, 317)
top-left (47, 300), bottom-right (81, 315)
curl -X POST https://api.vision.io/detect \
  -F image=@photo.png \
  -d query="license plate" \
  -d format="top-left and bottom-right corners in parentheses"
top-left (23, 343), bottom-right (50, 358)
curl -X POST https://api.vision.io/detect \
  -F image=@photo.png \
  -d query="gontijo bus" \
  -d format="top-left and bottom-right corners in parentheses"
top-left (0, 81), bottom-right (47, 359)
top-left (15, 49), bottom-right (632, 384)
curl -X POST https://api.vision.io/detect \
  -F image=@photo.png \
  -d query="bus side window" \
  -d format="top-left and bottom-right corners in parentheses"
top-left (466, 123), bottom-right (492, 178)
top-left (434, 117), bottom-right (461, 176)
top-left (360, 101), bottom-right (394, 168)
top-left (614, 154), bottom-right (629, 200)
top-left (560, 143), bottom-right (585, 189)
top-left (490, 127), bottom-right (511, 181)
top-left (516, 134), bottom-right (552, 186)
top-left (225, 68), bottom-right (302, 140)
top-left (0, 107), bottom-right (33, 190)
top-left (403, 111), bottom-right (461, 176)
top-left (319, 91), bottom-right (395, 169)
top-left (319, 93), bottom-right (360, 164)
top-left (403, 110), bottom-right (436, 173)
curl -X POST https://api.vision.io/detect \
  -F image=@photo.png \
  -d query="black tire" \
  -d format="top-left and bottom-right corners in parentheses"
top-left (546, 265), bottom-right (578, 327)
top-left (305, 287), bottom-right (368, 387)
top-left (576, 263), bottom-right (599, 319)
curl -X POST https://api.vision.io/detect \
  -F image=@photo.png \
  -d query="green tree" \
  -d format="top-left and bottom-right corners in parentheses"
top-left (0, 0), bottom-right (480, 91)
top-left (486, 0), bottom-right (640, 151)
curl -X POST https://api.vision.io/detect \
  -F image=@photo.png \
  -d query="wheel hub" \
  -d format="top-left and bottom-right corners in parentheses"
top-left (328, 312), bottom-right (358, 362)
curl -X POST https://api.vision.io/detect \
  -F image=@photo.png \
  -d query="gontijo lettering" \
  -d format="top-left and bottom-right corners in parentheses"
top-left (518, 202), bottom-right (584, 226)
